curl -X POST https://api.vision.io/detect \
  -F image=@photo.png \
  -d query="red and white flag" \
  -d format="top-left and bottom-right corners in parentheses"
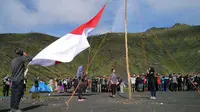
top-left (29, 5), bottom-right (106, 66)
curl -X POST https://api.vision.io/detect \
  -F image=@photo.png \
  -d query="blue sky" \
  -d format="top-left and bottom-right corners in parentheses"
top-left (0, 0), bottom-right (200, 37)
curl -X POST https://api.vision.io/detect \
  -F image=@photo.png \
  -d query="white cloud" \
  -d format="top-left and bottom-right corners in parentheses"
top-left (0, 0), bottom-right (126, 34)
top-left (34, 0), bottom-right (108, 24)
top-left (0, 0), bottom-right (108, 30)
top-left (0, 0), bottom-right (200, 34)
top-left (145, 0), bottom-right (200, 13)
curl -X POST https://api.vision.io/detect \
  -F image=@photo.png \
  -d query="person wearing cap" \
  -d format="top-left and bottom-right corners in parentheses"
top-left (10, 48), bottom-right (32, 112)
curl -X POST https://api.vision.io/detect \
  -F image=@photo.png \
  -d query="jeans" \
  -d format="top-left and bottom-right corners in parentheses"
top-left (162, 83), bottom-right (166, 91)
top-left (157, 84), bottom-right (161, 91)
top-left (10, 80), bottom-right (24, 110)
top-left (138, 84), bottom-right (143, 92)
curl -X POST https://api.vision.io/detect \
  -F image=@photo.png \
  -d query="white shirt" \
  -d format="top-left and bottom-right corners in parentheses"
top-left (130, 77), bottom-right (136, 84)
top-left (64, 80), bottom-right (67, 84)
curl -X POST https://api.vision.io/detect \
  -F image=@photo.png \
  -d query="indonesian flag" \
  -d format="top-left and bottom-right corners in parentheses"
top-left (29, 4), bottom-right (106, 66)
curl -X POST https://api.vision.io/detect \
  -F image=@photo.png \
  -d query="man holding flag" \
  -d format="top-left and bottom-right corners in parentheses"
top-left (10, 48), bottom-right (32, 112)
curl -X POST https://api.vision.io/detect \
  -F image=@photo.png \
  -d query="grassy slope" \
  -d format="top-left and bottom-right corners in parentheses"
top-left (0, 24), bottom-right (200, 93)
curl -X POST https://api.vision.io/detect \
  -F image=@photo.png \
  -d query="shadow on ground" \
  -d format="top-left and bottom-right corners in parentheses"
top-left (50, 93), bottom-right (99, 97)
top-left (117, 92), bottom-right (128, 99)
top-left (117, 92), bottom-right (151, 100)
top-left (0, 104), bottom-right (42, 112)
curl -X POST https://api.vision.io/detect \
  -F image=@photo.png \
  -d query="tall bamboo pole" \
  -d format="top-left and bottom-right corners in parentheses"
top-left (124, 0), bottom-right (131, 99)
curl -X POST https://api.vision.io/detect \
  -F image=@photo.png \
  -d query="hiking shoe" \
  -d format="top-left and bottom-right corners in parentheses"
top-left (150, 97), bottom-right (153, 100)
top-left (8, 108), bottom-right (19, 112)
top-left (16, 109), bottom-right (23, 112)
top-left (78, 99), bottom-right (84, 102)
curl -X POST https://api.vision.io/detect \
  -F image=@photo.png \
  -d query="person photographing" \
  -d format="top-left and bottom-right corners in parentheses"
top-left (10, 48), bottom-right (32, 112)
top-left (147, 67), bottom-right (156, 100)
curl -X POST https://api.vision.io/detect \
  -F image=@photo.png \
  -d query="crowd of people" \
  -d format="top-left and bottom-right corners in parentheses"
top-left (1, 48), bottom-right (200, 111)
top-left (130, 73), bottom-right (200, 92)
top-left (3, 72), bottom-right (200, 98)
top-left (28, 73), bottom-right (200, 96)
top-left (33, 74), bottom-right (125, 95)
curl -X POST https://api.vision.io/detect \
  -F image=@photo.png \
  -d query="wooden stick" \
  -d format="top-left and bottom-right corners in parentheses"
top-left (124, 0), bottom-right (132, 99)
top-left (65, 83), bottom-right (80, 107)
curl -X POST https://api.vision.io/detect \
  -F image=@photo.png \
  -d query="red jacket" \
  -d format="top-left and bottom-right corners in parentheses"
top-left (157, 77), bottom-right (161, 85)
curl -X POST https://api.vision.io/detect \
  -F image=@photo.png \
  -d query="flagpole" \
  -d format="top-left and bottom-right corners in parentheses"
top-left (124, 0), bottom-right (131, 99)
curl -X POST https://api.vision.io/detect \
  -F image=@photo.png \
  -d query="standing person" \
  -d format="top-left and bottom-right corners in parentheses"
top-left (110, 69), bottom-right (118, 98)
top-left (34, 77), bottom-right (39, 92)
top-left (101, 76), bottom-right (106, 92)
top-left (178, 75), bottom-right (182, 91)
top-left (172, 74), bottom-right (178, 91)
top-left (3, 75), bottom-right (11, 96)
top-left (10, 48), bottom-right (32, 112)
top-left (21, 79), bottom-right (27, 100)
top-left (48, 79), bottom-right (53, 92)
top-left (97, 77), bottom-right (101, 92)
top-left (147, 67), bottom-right (156, 100)
top-left (130, 75), bottom-right (136, 92)
top-left (119, 77), bottom-right (125, 93)
top-left (54, 78), bottom-right (58, 93)
top-left (161, 76), bottom-right (165, 91)
top-left (156, 74), bottom-right (161, 91)
top-left (164, 74), bottom-right (169, 91)
top-left (63, 79), bottom-right (68, 92)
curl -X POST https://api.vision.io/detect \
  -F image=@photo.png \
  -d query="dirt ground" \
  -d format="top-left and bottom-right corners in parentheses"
top-left (0, 91), bottom-right (200, 112)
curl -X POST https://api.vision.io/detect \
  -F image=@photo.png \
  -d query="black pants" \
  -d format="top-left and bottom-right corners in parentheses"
top-left (78, 88), bottom-right (83, 99)
top-left (64, 84), bottom-right (67, 92)
top-left (178, 83), bottom-right (182, 91)
top-left (10, 80), bottom-right (24, 110)
top-left (149, 83), bottom-right (156, 97)
top-left (111, 84), bottom-right (116, 96)
top-left (22, 84), bottom-right (26, 98)
top-left (3, 85), bottom-right (10, 96)
top-left (172, 83), bottom-right (177, 91)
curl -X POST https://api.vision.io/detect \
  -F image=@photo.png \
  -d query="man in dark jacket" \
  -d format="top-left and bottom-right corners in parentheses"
top-left (10, 48), bottom-right (32, 112)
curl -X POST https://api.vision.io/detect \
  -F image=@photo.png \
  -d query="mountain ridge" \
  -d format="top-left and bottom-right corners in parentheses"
top-left (0, 23), bottom-right (200, 81)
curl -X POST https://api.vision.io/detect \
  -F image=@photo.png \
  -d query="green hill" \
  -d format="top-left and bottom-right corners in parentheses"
top-left (0, 23), bottom-right (200, 81)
